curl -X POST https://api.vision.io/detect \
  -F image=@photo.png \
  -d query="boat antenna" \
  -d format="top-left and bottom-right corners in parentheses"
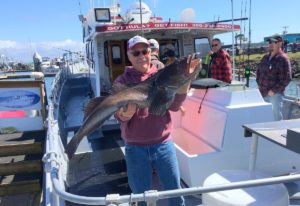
top-left (78, 0), bottom-right (83, 16)
top-left (245, 0), bottom-right (252, 87)
top-left (139, 0), bottom-right (144, 36)
top-left (152, 0), bottom-right (157, 17)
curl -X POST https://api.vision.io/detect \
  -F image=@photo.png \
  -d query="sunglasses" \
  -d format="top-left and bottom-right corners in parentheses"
top-left (211, 44), bottom-right (219, 47)
top-left (269, 41), bottom-right (280, 44)
top-left (130, 49), bottom-right (150, 57)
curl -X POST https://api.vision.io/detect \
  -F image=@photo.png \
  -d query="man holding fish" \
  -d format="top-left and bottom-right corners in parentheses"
top-left (65, 34), bottom-right (201, 205)
top-left (114, 35), bottom-right (200, 206)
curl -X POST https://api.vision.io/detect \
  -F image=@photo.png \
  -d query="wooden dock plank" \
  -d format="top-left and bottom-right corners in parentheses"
top-left (0, 129), bottom-right (45, 202)
top-left (0, 191), bottom-right (42, 206)
top-left (0, 179), bottom-right (41, 196)
top-left (0, 130), bottom-right (45, 143)
top-left (0, 142), bottom-right (43, 157)
top-left (0, 160), bottom-right (42, 176)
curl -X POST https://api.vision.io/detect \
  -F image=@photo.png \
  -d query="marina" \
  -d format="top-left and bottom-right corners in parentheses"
top-left (0, 1), bottom-right (300, 206)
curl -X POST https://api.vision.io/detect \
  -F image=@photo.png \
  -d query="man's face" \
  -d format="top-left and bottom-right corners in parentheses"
top-left (128, 43), bottom-right (151, 73)
top-left (268, 40), bottom-right (282, 53)
top-left (211, 40), bottom-right (221, 53)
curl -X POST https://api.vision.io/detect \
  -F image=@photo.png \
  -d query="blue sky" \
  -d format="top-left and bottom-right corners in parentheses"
top-left (0, 0), bottom-right (299, 62)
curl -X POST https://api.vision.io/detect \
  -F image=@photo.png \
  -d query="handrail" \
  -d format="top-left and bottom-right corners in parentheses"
top-left (48, 155), bottom-right (300, 206)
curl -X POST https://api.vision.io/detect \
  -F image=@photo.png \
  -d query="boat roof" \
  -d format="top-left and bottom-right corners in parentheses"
top-left (81, 5), bottom-right (241, 41)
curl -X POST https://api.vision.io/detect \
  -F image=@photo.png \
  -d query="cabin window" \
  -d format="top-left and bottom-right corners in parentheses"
top-left (86, 42), bottom-right (94, 68)
top-left (159, 39), bottom-right (179, 64)
top-left (194, 38), bottom-right (210, 58)
top-left (195, 38), bottom-right (210, 78)
top-left (111, 45), bottom-right (122, 64)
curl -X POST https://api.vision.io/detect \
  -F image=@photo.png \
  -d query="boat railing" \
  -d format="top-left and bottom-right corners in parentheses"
top-left (50, 56), bottom-right (90, 105)
top-left (44, 146), bottom-right (300, 206)
top-left (43, 109), bottom-right (300, 206)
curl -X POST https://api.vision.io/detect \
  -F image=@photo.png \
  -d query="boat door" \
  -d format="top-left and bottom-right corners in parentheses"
top-left (106, 41), bottom-right (127, 81)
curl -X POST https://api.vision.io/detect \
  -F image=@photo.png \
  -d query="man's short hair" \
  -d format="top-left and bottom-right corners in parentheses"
top-left (212, 38), bottom-right (221, 43)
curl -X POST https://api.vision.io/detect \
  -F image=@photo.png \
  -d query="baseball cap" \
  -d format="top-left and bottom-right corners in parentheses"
top-left (267, 34), bottom-right (283, 42)
top-left (148, 39), bottom-right (159, 49)
top-left (127, 35), bottom-right (150, 50)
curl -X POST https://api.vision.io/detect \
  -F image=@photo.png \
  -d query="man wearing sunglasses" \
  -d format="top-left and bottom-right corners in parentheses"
top-left (208, 38), bottom-right (232, 83)
top-left (113, 35), bottom-right (197, 206)
top-left (256, 34), bottom-right (291, 121)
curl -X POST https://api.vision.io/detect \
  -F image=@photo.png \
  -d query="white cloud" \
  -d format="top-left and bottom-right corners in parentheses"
top-left (0, 39), bottom-right (84, 63)
top-left (0, 40), bottom-right (20, 49)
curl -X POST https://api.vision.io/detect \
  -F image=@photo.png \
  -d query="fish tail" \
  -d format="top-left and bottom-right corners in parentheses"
top-left (65, 134), bottom-right (81, 159)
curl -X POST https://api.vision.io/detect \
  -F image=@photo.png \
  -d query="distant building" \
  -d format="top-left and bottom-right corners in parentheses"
top-left (264, 33), bottom-right (300, 43)
top-left (284, 33), bottom-right (300, 43)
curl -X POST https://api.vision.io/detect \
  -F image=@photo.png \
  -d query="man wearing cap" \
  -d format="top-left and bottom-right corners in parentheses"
top-left (113, 35), bottom-right (198, 206)
top-left (208, 38), bottom-right (232, 83)
top-left (256, 34), bottom-right (292, 121)
top-left (148, 38), bottom-right (164, 70)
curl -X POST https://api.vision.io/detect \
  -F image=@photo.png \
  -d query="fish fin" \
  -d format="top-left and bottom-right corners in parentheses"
top-left (111, 83), bottom-right (129, 93)
top-left (84, 96), bottom-right (106, 120)
top-left (149, 89), bottom-right (174, 115)
top-left (112, 82), bottom-right (140, 93)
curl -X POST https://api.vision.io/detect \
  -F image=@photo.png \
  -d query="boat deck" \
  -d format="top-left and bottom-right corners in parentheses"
top-left (66, 130), bottom-right (130, 206)
top-left (66, 129), bottom-right (203, 206)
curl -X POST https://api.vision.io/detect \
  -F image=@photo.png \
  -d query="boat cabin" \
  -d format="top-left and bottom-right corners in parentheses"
top-left (80, 1), bottom-right (240, 97)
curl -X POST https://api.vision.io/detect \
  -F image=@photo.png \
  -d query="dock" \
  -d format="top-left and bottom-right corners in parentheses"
top-left (0, 130), bottom-right (45, 206)
top-left (0, 74), bottom-right (48, 205)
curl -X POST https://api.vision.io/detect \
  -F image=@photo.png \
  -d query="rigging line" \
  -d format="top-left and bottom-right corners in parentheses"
top-left (240, 0), bottom-right (243, 35)
top-left (231, 0), bottom-right (235, 77)
top-left (244, 0), bottom-right (248, 38)
top-left (243, 0), bottom-right (248, 63)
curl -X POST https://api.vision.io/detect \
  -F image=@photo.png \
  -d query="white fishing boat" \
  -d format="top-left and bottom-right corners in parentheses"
top-left (43, 1), bottom-right (300, 206)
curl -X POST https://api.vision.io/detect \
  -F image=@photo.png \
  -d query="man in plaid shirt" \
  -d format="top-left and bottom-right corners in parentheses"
top-left (208, 38), bottom-right (232, 83)
top-left (256, 35), bottom-right (291, 121)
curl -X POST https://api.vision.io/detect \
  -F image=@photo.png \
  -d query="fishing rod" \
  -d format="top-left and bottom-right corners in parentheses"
top-left (245, 0), bottom-right (252, 87)
top-left (231, 0), bottom-right (235, 81)
top-left (205, 17), bottom-right (248, 25)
